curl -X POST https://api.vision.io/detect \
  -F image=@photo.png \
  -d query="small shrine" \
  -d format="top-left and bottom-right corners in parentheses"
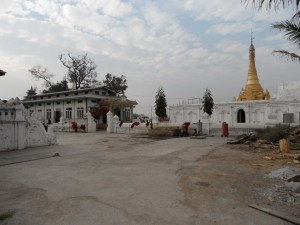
top-left (100, 94), bottom-right (138, 122)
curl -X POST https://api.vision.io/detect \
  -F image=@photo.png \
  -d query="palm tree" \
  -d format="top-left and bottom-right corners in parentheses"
top-left (245, 0), bottom-right (300, 62)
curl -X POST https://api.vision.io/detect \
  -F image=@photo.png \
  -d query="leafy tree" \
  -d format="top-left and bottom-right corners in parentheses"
top-left (90, 105), bottom-right (109, 120)
top-left (244, 0), bottom-right (300, 62)
top-left (155, 87), bottom-right (167, 119)
top-left (42, 79), bottom-right (69, 93)
top-left (59, 52), bottom-right (99, 89)
top-left (102, 73), bottom-right (128, 95)
top-left (202, 88), bottom-right (214, 116)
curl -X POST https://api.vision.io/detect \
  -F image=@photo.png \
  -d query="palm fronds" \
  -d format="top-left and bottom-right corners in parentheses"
top-left (272, 20), bottom-right (300, 48)
top-left (273, 50), bottom-right (300, 61)
top-left (244, 0), bottom-right (300, 10)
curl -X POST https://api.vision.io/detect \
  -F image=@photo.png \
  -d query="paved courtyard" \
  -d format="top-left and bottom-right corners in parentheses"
top-left (0, 132), bottom-right (293, 225)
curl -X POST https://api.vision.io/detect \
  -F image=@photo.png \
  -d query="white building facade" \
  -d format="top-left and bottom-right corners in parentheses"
top-left (169, 39), bottom-right (300, 135)
top-left (22, 87), bottom-right (136, 126)
top-left (169, 99), bottom-right (300, 135)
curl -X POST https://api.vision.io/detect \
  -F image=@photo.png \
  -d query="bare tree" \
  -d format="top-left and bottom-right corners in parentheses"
top-left (58, 52), bottom-right (99, 89)
top-left (28, 65), bottom-right (53, 88)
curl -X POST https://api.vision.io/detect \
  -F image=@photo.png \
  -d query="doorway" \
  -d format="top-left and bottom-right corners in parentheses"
top-left (237, 109), bottom-right (246, 123)
top-left (55, 110), bottom-right (61, 123)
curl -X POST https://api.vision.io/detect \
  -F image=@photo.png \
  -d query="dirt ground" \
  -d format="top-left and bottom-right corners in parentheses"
top-left (178, 143), bottom-right (300, 224)
top-left (0, 132), bottom-right (299, 225)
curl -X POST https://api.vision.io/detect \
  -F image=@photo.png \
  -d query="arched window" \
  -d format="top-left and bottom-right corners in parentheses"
top-left (237, 109), bottom-right (246, 123)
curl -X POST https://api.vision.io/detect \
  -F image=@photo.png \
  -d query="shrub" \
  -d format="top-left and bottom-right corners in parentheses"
top-left (0, 211), bottom-right (15, 221)
top-left (257, 124), bottom-right (289, 142)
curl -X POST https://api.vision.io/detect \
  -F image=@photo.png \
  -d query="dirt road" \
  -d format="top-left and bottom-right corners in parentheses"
top-left (0, 132), bottom-right (298, 224)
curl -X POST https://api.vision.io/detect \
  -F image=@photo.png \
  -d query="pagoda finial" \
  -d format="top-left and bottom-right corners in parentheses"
top-left (235, 35), bottom-right (266, 101)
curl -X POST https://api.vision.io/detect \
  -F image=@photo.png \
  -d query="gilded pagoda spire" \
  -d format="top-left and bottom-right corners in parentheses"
top-left (236, 36), bottom-right (270, 101)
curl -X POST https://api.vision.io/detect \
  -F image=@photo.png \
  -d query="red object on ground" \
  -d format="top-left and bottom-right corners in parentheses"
top-left (131, 121), bottom-right (140, 128)
top-left (221, 122), bottom-right (228, 137)
top-left (181, 122), bottom-right (190, 136)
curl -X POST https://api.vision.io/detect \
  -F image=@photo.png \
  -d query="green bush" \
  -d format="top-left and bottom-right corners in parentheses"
top-left (0, 211), bottom-right (15, 221)
top-left (257, 124), bottom-right (289, 142)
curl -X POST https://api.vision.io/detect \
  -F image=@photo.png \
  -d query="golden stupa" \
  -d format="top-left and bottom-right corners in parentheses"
top-left (236, 37), bottom-right (270, 101)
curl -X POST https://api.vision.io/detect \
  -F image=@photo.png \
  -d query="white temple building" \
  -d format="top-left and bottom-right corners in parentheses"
top-left (169, 39), bottom-right (300, 135)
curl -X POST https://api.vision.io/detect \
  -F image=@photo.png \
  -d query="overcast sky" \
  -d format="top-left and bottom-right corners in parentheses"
top-left (0, 0), bottom-right (299, 115)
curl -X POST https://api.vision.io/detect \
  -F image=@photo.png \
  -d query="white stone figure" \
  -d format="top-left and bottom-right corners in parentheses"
top-left (26, 117), bottom-right (57, 147)
top-left (106, 111), bottom-right (114, 133)
top-left (59, 116), bottom-right (65, 124)
top-left (112, 115), bottom-right (120, 133)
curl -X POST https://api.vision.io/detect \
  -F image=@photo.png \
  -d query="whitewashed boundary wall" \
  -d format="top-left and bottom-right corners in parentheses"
top-left (106, 112), bottom-right (148, 134)
top-left (0, 98), bottom-right (57, 151)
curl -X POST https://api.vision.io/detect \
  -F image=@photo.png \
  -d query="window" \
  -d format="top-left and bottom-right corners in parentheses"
top-left (66, 101), bottom-right (71, 104)
top-left (47, 103), bottom-right (51, 105)
top-left (46, 109), bottom-right (52, 120)
top-left (283, 113), bottom-right (294, 123)
top-left (75, 92), bottom-right (78, 95)
top-left (41, 96), bottom-right (43, 99)
top-left (56, 102), bottom-right (60, 105)
top-left (0, 112), bottom-right (1, 116)
top-left (56, 94), bottom-right (60, 97)
top-left (30, 104), bottom-right (33, 107)
top-left (54, 109), bottom-right (61, 123)
top-left (33, 97), bottom-right (36, 100)
top-left (11, 112), bottom-right (14, 116)
top-left (66, 107), bottom-right (72, 119)
top-left (77, 107), bottom-right (84, 119)
top-left (91, 100), bottom-right (96, 103)
top-left (48, 95), bottom-right (51, 98)
top-left (85, 91), bottom-right (89, 94)
top-left (38, 103), bottom-right (42, 106)
top-left (95, 91), bottom-right (99, 94)
top-left (65, 93), bottom-right (68, 96)
top-left (78, 100), bottom-right (82, 103)
top-left (102, 92), bottom-right (106, 95)
top-left (29, 110), bottom-right (34, 116)
top-left (37, 109), bottom-right (42, 120)
top-left (124, 108), bottom-right (130, 119)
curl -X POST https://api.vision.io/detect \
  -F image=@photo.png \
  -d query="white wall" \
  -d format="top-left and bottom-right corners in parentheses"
top-left (169, 99), bottom-right (300, 134)
top-left (0, 98), bottom-right (57, 151)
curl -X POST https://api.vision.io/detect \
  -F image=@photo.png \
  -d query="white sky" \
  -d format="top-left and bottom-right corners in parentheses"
top-left (0, 0), bottom-right (299, 115)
